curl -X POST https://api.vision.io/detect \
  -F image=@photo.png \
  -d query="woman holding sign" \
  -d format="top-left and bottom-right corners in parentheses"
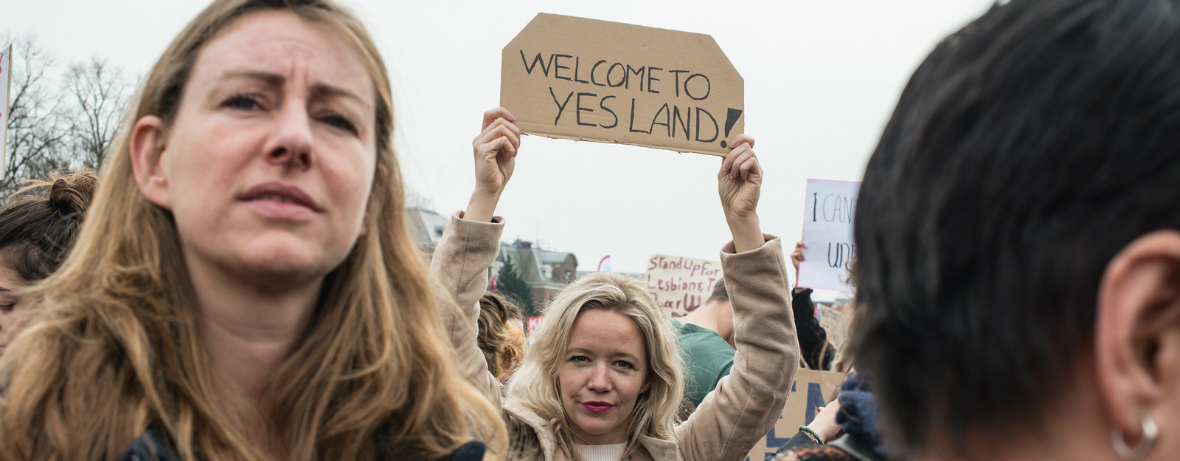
top-left (434, 108), bottom-right (799, 461)
top-left (0, 1), bottom-right (506, 460)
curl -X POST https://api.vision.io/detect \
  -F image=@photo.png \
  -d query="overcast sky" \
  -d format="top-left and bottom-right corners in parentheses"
top-left (4, 0), bottom-right (994, 297)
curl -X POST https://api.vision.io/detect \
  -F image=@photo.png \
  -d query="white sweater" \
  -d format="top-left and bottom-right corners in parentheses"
top-left (573, 443), bottom-right (629, 461)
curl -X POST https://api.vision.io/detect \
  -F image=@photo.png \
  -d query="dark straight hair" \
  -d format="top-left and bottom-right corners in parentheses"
top-left (852, 0), bottom-right (1180, 453)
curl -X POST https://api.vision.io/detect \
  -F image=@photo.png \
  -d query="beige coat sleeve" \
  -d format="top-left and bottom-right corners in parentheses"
top-left (428, 211), bottom-right (506, 406)
top-left (675, 236), bottom-right (800, 461)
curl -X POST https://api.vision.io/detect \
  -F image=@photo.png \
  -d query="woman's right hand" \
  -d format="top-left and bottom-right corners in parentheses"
top-left (466, 107), bottom-right (521, 222)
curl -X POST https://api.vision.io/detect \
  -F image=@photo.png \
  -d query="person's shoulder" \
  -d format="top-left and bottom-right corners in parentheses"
top-left (677, 324), bottom-right (734, 352)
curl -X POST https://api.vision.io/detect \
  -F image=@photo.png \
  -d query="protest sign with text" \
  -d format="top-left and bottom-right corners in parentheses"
top-left (643, 254), bottom-right (722, 318)
top-left (798, 179), bottom-right (860, 292)
top-left (501, 14), bottom-right (744, 156)
top-left (818, 304), bottom-right (848, 351)
top-left (744, 369), bottom-right (847, 461)
top-left (0, 43), bottom-right (11, 177)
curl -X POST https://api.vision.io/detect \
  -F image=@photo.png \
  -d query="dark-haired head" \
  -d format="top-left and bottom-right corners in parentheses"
top-left (0, 171), bottom-right (96, 352)
top-left (853, 0), bottom-right (1180, 458)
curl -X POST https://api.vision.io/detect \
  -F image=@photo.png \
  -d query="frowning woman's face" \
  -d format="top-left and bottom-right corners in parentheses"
top-left (133, 10), bottom-right (377, 290)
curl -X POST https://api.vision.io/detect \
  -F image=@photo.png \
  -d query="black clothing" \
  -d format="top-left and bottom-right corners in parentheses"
top-left (792, 288), bottom-right (836, 370)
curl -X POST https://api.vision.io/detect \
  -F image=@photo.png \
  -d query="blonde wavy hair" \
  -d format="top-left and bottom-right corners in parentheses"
top-left (0, 1), bottom-right (506, 460)
top-left (506, 274), bottom-right (683, 460)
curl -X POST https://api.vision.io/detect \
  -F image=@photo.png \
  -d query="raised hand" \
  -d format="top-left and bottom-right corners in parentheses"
top-left (791, 241), bottom-right (808, 292)
top-left (718, 134), bottom-right (764, 252)
top-left (466, 108), bottom-right (521, 222)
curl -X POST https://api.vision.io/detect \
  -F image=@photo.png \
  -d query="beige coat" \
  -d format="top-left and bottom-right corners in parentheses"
top-left (430, 213), bottom-right (800, 461)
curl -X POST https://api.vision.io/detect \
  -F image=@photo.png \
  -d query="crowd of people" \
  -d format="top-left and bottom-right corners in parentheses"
top-left (0, 0), bottom-right (1177, 460)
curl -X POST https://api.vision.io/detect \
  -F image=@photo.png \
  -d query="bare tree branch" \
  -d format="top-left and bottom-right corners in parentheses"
top-left (64, 57), bottom-right (132, 170)
top-left (2, 35), bottom-right (72, 197)
top-left (0, 35), bottom-right (135, 199)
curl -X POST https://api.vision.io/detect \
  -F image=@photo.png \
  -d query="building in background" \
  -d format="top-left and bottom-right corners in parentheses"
top-left (405, 207), bottom-right (450, 257)
top-left (491, 239), bottom-right (578, 315)
top-left (404, 207), bottom-right (579, 316)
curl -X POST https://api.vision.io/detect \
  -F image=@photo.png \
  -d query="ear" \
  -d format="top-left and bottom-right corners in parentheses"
top-left (1095, 230), bottom-right (1180, 439)
top-left (129, 115), bottom-right (172, 210)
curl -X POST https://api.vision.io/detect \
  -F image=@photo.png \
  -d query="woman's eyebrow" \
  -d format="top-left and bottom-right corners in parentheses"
top-left (217, 69), bottom-right (367, 106)
top-left (219, 69), bottom-right (284, 86)
top-left (566, 346), bottom-right (641, 363)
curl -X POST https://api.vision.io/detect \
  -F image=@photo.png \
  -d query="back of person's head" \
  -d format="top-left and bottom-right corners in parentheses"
top-left (507, 273), bottom-right (684, 459)
top-left (0, 0), bottom-right (505, 459)
top-left (0, 172), bottom-right (96, 282)
top-left (852, 0), bottom-right (1180, 455)
top-left (478, 292), bottom-right (526, 382)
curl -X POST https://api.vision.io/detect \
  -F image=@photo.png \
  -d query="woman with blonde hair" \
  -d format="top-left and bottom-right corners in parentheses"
top-left (478, 292), bottom-right (527, 384)
top-left (433, 107), bottom-right (800, 461)
top-left (0, 1), bottom-right (505, 460)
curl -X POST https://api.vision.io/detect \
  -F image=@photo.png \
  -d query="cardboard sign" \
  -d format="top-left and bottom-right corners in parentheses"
top-left (798, 179), bottom-right (860, 292)
top-left (818, 304), bottom-right (848, 351)
top-left (643, 254), bottom-right (723, 318)
top-left (501, 13), bottom-right (744, 156)
top-left (744, 369), bottom-right (847, 461)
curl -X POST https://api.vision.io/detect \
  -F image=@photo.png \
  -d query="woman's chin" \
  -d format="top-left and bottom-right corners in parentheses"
top-left (227, 244), bottom-right (345, 285)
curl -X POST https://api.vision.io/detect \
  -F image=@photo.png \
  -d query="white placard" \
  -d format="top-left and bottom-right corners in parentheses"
top-left (0, 43), bottom-right (11, 177)
top-left (798, 179), bottom-right (860, 292)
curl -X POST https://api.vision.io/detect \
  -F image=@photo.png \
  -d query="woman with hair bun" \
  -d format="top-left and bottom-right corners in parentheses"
top-left (0, 171), bottom-right (96, 354)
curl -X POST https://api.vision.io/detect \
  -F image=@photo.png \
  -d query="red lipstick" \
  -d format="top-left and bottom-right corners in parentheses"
top-left (582, 402), bottom-right (613, 413)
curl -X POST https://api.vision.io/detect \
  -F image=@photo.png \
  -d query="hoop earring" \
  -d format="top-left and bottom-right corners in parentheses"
top-left (1112, 416), bottom-right (1158, 460)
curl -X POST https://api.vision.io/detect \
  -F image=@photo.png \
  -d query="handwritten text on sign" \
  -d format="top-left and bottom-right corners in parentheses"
top-left (501, 14), bottom-right (744, 156)
top-left (643, 254), bottom-right (722, 318)
top-left (798, 179), bottom-right (860, 292)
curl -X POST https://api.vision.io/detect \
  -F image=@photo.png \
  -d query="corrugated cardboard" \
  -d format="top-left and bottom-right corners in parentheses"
top-left (501, 13), bottom-right (744, 156)
top-left (744, 369), bottom-right (847, 461)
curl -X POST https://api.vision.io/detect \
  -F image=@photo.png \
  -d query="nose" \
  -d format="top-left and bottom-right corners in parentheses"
top-left (586, 364), bottom-right (612, 393)
top-left (263, 101), bottom-right (314, 171)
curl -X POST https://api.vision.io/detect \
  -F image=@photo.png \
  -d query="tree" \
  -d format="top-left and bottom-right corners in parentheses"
top-left (1, 37), bottom-right (72, 195)
top-left (63, 57), bottom-right (132, 170)
top-left (0, 36), bottom-right (135, 198)
top-left (497, 254), bottom-right (537, 319)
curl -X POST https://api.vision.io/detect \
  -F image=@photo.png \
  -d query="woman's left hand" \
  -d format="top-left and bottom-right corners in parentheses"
top-left (808, 399), bottom-right (844, 443)
top-left (718, 134), bottom-right (764, 252)
top-left (466, 108), bottom-right (521, 222)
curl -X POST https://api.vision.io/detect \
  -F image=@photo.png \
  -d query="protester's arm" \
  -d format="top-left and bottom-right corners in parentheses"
top-left (791, 242), bottom-right (836, 370)
top-left (428, 108), bottom-right (520, 403)
top-left (793, 288), bottom-right (835, 370)
top-left (676, 135), bottom-right (801, 461)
